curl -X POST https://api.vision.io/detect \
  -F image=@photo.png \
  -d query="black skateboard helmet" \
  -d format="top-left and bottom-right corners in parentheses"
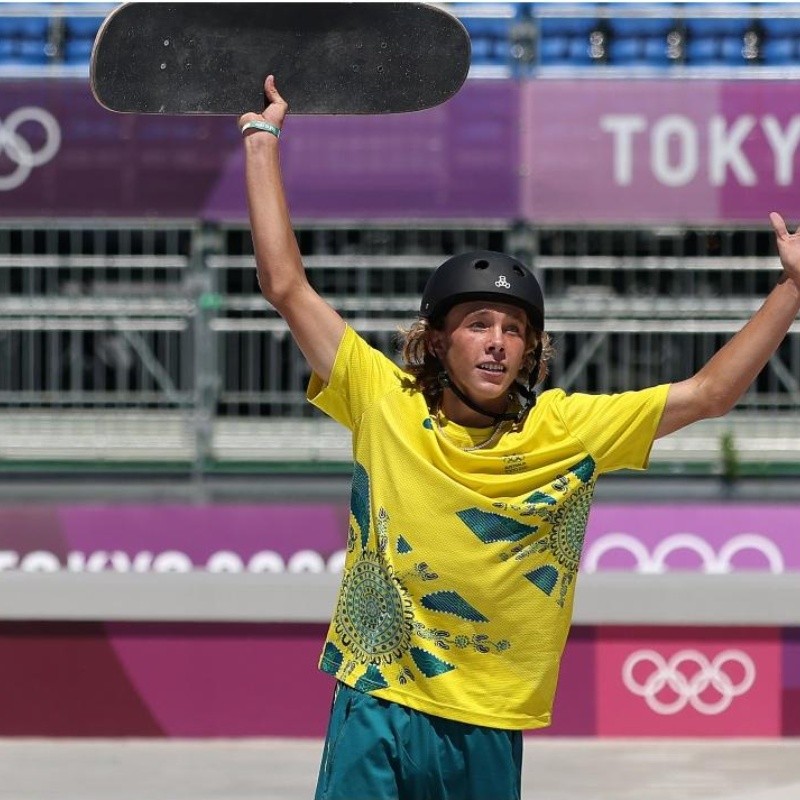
top-left (420, 251), bottom-right (545, 331)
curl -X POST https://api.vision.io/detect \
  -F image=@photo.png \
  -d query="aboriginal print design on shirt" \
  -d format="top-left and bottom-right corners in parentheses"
top-left (458, 456), bottom-right (597, 609)
top-left (323, 460), bottom-right (512, 691)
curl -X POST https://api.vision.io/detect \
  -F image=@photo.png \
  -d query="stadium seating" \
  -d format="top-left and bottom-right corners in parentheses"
top-left (63, 16), bottom-right (104, 65)
top-left (760, 16), bottom-right (800, 38)
top-left (1, 5), bottom-right (800, 76)
top-left (761, 37), bottom-right (797, 65)
top-left (760, 16), bottom-right (800, 65)
top-left (607, 18), bottom-right (676, 67)
top-left (0, 8), bottom-right (106, 69)
top-left (0, 16), bottom-right (50, 66)
top-left (538, 14), bottom-right (604, 65)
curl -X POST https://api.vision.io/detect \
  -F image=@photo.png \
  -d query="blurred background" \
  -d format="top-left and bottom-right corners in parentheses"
top-left (0, 1), bottom-right (799, 795)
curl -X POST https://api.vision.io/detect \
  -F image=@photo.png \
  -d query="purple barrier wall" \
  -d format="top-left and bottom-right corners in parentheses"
top-left (784, 630), bottom-right (800, 736)
top-left (0, 82), bottom-right (237, 218)
top-left (0, 502), bottom-right (798, 737)
top-left (596, 626), bottom-right (783, 737)
top-left (1, 503), bottom-right (797, 574)
top-left (583, 503), bottom-right (800, 573)
top-left (521, 80), bottom-right (799, 224)
top-left (0, 621), bottom-right (333, 737)
top-left (3, 78), bottom-right (796, 223)
top-left (0, 504), bottom-right (348, 572)
top-left (0, 80), bottom-right (519, 221)
top-left (0, 620), bottom-right (792, 738)
top-left (0, 619), bottom-right (597, 738)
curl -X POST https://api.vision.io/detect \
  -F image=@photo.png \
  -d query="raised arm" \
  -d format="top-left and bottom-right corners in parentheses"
top-left (656, 212), bottom-right (800, 439)
top-left (238, 76), bottom-right (346, 382)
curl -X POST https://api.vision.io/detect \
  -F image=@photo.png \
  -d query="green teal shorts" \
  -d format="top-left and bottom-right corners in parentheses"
top-left (314, 682), bottom-right (523, 800)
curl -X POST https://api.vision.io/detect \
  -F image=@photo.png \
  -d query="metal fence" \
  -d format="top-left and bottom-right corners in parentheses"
top-left (1, 220), bottom-right (798, 472)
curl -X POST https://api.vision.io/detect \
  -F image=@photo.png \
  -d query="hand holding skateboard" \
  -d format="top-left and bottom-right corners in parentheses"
top-left (238, 76), bottom-right (288, 136)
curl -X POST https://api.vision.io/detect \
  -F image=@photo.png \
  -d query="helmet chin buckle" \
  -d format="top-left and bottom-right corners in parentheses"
top-left (437, 369), bottom-right (536, 425)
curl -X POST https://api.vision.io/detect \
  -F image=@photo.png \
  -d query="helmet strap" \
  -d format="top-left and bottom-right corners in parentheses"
top-left (434, 339), bottom-right (542, 426)
top-left (514, 341), bottom-right (543, 422)
top-left (437, 370), bottom-right (535, 425)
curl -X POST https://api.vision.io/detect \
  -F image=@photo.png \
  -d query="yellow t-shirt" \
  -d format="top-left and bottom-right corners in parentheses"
top-left (308, 325), bottom-right (669, 730)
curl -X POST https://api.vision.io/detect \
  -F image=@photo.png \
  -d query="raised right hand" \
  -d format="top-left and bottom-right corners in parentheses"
top-left (238, 75), bottom-right (289, 132)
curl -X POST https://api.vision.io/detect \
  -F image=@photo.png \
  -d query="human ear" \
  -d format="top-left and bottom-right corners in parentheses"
top-left (427, 332), bottom-right (445, 360)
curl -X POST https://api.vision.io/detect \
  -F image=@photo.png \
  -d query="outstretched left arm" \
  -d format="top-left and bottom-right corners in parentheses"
top-left (656, 212), bottom-right (800, 439)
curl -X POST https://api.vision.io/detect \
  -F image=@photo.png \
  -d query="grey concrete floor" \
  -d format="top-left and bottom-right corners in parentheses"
top-left (0, 738), bottom-right (798, 800)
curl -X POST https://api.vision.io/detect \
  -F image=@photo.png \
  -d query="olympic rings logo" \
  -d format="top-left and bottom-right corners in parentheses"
top-left (583, 532), bottom-right (784, 574)
top-left (622, 649), bottom-right (756, 716)
top-left (0, 107), bottom-right (61, 191)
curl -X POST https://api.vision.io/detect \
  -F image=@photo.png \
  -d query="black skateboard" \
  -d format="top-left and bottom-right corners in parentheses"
top-left (90, 2), bottom-right (471, 115)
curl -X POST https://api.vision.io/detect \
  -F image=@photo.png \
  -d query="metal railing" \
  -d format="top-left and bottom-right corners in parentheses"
top-left (1, 220), bottom-right (798, 473)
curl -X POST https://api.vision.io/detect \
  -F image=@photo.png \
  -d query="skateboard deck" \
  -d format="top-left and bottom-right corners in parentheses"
top-left (91, 2), bottom-right (471, 115)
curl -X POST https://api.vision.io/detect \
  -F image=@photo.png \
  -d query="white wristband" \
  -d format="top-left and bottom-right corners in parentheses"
top-left (240, 121), bottom-right (281, 139)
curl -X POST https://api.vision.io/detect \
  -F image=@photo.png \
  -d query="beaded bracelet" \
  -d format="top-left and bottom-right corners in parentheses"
top-left (240, 121), bottom-right (281, 139)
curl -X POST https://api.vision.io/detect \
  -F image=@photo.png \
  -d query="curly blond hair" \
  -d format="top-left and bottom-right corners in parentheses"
top-left (397, 318), bottom-right (553, 408)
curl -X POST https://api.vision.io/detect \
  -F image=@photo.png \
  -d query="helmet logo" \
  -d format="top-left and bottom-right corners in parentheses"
top-left (495, 275), bottom-right (511, 289)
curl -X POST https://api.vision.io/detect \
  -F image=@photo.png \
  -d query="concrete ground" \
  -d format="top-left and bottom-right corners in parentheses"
top-left (0, 738), bottom-right (798, 800)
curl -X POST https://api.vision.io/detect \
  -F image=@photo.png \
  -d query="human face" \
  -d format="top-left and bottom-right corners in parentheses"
top-left (431, 301), bottom-right (529, 425)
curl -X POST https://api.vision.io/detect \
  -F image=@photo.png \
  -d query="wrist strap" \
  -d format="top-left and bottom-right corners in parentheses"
top-left (240, 121), bottom-right (281, 139)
